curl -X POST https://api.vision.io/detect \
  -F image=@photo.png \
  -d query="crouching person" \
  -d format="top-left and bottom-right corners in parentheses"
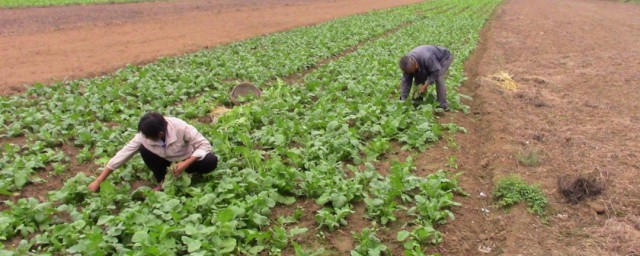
top-left (88, 112), bottom-right (218, 192)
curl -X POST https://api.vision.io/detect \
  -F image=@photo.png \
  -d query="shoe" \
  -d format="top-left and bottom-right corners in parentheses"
top-left (436, 105), bottom-right (450, 112)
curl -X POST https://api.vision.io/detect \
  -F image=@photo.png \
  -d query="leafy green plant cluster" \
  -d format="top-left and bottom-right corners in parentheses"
top-left (315, 206), bottom-right (355, 232)
top-left (0, 142), bottom-right (66, 194)
top-left (47, 172), bottom-right (92, 204)
top-left (361, 159), bottom-right (461, 226)
top-left (396, 224), bottom-right (442, 256)
top-left (351, 228), bottom-right (390, 256)
top-left (493, 175), bottom-right (548, 216)
top-left (0, 198), bottom-right (54, 241)
top-left (0, 0), bottom-right (501, 253)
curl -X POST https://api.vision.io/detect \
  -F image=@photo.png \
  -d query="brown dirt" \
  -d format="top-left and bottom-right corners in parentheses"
top-left (0, 0), bottom-right (424, 94)
top-left (434, 0), bottom-right (640, 255)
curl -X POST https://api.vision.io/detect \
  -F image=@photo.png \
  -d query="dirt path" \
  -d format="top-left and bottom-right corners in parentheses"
top-left (435, 0), bottom-right (640, 254)
top-left (0, 0), bottom-right (423, 94)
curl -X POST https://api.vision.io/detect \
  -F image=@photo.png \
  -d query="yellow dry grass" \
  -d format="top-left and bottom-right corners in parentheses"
top-left (206, 105), bottom-right (232, 124)
top-left (491, 71), bottom-right (518, 90)
top-left (478, 71), bottom-right (519, 91)
top-left (210, 106), bottom-right (231, 116)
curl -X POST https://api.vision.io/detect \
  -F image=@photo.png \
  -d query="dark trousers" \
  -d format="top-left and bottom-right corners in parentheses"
top-left (139, 146), bottom-right (218, 182)
top-left (435, 52), bottom-right (453, 108)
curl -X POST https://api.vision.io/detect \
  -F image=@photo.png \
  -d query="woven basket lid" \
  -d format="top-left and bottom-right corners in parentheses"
top-left (230, 82), bottom-right (261, 105)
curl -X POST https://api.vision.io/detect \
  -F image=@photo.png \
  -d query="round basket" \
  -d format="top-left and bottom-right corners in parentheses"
top-left (230, 82), bottom-right (262, 105)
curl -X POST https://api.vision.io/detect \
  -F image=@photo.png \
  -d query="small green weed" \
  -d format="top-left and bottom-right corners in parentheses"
top-left (493, 175), bottom-right (548, 217)
top-left (446, 136), bottom-right (460, 151)
top-left (292, 242), bottom-right (325, 256)
top-left (516, 148), bottom-right (541, 167)
top-left (446, 155), bottom-right (458, 169)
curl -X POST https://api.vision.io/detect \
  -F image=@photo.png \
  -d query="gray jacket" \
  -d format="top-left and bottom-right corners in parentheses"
top-left (400, 45), bottom-right (451, 100)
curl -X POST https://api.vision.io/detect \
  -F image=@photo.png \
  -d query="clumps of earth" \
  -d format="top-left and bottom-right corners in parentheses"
top-left (557, 174), bottom-right (604, 204)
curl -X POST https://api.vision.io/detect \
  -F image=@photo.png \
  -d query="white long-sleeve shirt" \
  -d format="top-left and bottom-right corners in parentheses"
top-left (106, 117), bottom-right (211, 170)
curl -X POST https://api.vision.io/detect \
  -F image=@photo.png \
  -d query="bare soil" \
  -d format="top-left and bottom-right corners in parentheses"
top-left (0, 0), bottom-right (424, 94)
top-left (434, 0), bottom-right (640, 254)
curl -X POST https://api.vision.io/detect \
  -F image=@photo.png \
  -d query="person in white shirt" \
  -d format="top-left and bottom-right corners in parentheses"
top-left (88, 112), bottom-right (218, 192)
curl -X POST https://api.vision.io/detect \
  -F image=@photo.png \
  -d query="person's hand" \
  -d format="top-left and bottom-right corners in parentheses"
top-left (418, 83), bottom-right (429, 94)
top-left (173, 161), bottom-right (189, 176)
top-left (88, 181), bottom-right (101, 192)
top-left (152, 184), bottom-right (163, 192)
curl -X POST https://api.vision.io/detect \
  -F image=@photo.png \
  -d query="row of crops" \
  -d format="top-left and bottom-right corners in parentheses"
top-left (0, 2), bottom-right (439, 194)
top-left (0, 0), bottom-right (500, 254)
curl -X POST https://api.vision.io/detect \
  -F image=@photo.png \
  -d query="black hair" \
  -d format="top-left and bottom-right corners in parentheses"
top-left (399, 55), bottom-right (416, 73)
top-left (138, 112), bottom-right (167, 139)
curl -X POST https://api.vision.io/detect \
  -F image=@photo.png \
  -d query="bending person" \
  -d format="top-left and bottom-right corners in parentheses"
top-left (88, 112), bottom-right (218, 192)
top-left (399, 45), bottom-right (453, 111)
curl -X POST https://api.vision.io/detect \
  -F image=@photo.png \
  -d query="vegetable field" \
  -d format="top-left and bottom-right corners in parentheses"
top-left (1, 0), bottom-right (500, 254)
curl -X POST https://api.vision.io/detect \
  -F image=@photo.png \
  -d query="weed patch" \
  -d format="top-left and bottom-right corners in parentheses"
top-left (516, 147), bottom-right (541, 167)
top-left (493, 174), bottom-right (548, 217)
